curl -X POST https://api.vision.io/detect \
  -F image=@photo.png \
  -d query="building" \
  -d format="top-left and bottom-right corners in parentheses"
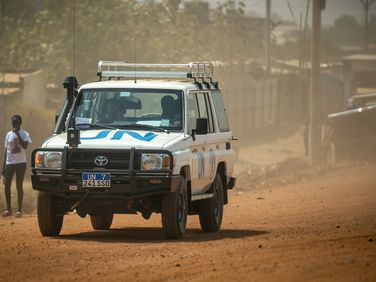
top-left (342, 54), bottom-right (376, 108)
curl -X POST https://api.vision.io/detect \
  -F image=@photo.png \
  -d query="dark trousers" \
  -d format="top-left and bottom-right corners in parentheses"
top-left (4, 163), bottom-right (26, 212)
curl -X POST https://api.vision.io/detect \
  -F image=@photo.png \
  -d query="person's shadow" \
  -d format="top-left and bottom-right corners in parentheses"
top-left (55, 227), bottom-right (268, 244)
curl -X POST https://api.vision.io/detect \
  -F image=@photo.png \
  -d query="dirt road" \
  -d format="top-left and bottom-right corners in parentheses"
top-left (0, 163), bottom-right (375, 282)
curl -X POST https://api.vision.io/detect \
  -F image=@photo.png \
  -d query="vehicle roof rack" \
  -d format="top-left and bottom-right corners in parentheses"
top-left (97, 61), bottom-right (214, 82)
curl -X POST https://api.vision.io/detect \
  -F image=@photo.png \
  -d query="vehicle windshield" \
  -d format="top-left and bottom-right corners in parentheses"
top-left (73, 89), bottom-right (183, 131)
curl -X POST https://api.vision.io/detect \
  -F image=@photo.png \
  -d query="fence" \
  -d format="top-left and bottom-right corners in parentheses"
top-left (217, 67), bottom-right (307, 142)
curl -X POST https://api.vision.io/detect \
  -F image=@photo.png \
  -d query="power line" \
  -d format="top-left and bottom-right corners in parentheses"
top-left (286, 0), bottom-right (298, 25)
top-left (72, 0), bottom-right (76, 76)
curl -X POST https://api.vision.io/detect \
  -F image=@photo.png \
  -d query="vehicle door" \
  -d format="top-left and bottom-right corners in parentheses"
top-left (188, 91), bottom-right (217, 195)
top-left (209, 90), bottom-right (235, 185)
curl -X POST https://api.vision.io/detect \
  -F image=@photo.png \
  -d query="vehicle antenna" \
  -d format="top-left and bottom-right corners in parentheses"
top-left (134, 37), bottom-right (137, 83)
top-left (72, 0), bottom-right (76, 76)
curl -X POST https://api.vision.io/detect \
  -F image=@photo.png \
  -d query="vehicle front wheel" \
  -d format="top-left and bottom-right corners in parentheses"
top-left (199, 173), bottom-right (224, 232)
top-left (90, 213), bottom-right (114, 230)
top-left (37, 192), bottom-right (64, 236)
top-left (161, 176), bottom-right (188, 239)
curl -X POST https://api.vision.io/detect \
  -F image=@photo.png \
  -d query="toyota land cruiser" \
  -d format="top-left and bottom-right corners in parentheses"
top-left (31, 61), bottom-right (236, 239)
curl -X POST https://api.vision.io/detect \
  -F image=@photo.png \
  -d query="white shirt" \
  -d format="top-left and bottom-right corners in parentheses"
top-left (4, 129), bottom-right (32, 165)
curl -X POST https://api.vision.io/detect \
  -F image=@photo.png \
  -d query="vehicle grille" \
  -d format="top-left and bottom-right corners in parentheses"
top-left (67, 150), bottom-right (131, 170)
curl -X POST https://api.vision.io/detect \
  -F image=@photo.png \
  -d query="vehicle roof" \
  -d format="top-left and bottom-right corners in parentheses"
top-left (79, 80), bottom-right (201, 92)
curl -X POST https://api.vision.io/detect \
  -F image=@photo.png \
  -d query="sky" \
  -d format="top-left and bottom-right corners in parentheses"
top-left (207, 0), bottom-right (376, 26)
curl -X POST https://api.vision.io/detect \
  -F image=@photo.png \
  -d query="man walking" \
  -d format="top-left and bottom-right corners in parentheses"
top-left (1, 115), bottom-right (32, 218)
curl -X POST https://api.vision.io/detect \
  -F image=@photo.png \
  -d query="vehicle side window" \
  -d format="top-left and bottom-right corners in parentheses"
top-left (211, 91), bottom-right (230, 132)
top-left (188, 94), bottom-right (199, 132)
top-left (196, 93), bottom-right (214, 133)
top-left (205, 93), bottom-right (215, 133)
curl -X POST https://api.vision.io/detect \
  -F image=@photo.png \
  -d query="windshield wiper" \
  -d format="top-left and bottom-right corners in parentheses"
top-left (90, 124), bottom-right (118, 130)
top-left (118, 124), bottom-right (169, 133)
top-left (77, 123), bottom-right (117, 130)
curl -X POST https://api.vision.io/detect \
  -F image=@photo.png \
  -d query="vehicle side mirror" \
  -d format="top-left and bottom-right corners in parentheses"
top-left (195, 118), bottom-right (208, 135)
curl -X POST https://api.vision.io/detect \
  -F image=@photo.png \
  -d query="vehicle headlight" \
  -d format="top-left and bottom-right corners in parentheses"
top-left (35, 151), bottom-right (62, 169)
top-left (141, 153), bottom-right (170, 170)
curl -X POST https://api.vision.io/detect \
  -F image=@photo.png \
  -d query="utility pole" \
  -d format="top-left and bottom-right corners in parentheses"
top-left (309, 0), bottom-right (324, 165)
top-left (299, 12), bottom-right (303, 70)
top-left (360, 0), bottom-right (376, 53)
top-left (303, 0), bottom-right (310, 69)
top-left (265, 0), bottom-right (271, 75)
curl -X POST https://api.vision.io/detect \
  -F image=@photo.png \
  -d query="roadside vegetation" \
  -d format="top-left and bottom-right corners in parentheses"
top-left (0, 0), bottom-right (261, 84)
top-left (2, 1), bottom-right (372, 85)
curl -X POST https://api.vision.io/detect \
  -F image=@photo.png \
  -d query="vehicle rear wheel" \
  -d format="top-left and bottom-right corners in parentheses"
top-left (161, 177), bottom-right (188, 239)
top-left (199, 173), bottom-right (224, 232)
top-left (37, 192), bottom-right (64, 236)
top-left (90, 213), bottom-right (114, 230)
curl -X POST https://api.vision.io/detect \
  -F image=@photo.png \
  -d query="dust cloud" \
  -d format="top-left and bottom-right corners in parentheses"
top-left (1, 0), bottom-right (376, 211)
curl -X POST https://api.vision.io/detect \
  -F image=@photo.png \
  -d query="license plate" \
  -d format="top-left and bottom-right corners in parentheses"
top-left (82, 173), bottom-right (111, 188)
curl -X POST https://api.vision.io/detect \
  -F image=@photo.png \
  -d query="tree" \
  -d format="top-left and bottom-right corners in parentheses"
top-left (0, 0), bottom-right (263, 83)
top-left (331, 15), bottom-right (362, 46)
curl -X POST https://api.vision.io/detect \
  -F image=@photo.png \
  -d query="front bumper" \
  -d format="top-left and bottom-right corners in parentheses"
top-left (31, 172), bottom-right (182, 200)
top-left (31, 147), bottom-right (180, 200)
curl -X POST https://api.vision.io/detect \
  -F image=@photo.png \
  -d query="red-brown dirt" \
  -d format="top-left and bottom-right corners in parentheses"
top-left (0, 162), bottom-right (375, 282)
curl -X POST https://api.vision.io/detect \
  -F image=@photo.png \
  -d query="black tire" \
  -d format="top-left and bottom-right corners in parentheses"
top-left (37, 191), bottom-right (64, 236)
top-left (90, 213), bottom-right (113, 230)
top-left (161, 177), bottom-right (188, 239)
top-left (199, 173), bottom-right (224, 232)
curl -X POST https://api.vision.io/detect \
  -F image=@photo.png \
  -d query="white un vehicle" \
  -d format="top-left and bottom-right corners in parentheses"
top-left (31, 61), bottom-right (236, 239)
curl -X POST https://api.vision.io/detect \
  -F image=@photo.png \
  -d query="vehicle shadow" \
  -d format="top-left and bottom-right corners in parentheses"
top-left (56, 227), bottom-right (268, 244)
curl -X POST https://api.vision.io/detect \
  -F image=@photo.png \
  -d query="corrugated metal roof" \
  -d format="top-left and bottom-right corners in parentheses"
top-left (0, 88), bottom-right (21, 96)
top-left (342, 54), bottom-right (376, 61)
top-left (328, 104), bottom-right (376, 119)
top-left (357, 87), bottom-right (376, 95)
top-left (0, 73), bottom-right (22, 97)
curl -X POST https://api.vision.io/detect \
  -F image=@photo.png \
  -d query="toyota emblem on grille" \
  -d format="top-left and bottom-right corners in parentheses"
top-left (94, 156), bottom-right (108, 166)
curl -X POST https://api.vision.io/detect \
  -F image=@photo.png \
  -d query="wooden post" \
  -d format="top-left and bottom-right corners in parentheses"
top-left (265, 0), bottom-right (271, 75)
top-left (309, 0), bottom-right (323, 165)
